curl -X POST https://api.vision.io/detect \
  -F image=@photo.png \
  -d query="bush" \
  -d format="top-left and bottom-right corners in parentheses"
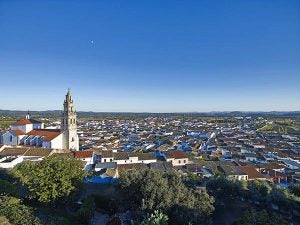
top-left (233, 208), bottom-right (288, 225)
top-left (91, 194), bottom-right (118, 215)
top-left (119, 169), bottom-right (214, 225)
top-left (0, 179), bottom-right (19, 197)
top-left (0, 196), bottom-right (41, 225)
top-left (76, 196), bottom-right (96, 225)
top-left (140, 210), bottom-right (168, 225)
top-left (289, 183), bottom-right (300, 197)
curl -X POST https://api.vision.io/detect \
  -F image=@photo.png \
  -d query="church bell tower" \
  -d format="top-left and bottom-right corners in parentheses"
top-left (61, 89), bottom-right (79, 150)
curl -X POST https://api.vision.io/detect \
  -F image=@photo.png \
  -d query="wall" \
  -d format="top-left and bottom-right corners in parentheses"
top-left (2, 131), bottom-right (19, 145)
top-left (50, 133), bottom-right (64, 149)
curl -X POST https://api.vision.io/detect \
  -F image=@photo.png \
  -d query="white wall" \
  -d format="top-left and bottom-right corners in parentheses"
top-left (33, 123), bottom-right (44, 129)
top-left (167, 158), bottom-right (188, 166)
top-left (11, 124), bottom-right (33, 133)
top-left (0, 156), bottom-right (23, 169)
top-left (101, 157), bottom-right (114, 163)
top-left (114, 157), bottom-right (157, 165)
top-left (49, 133), bottom-right (64, 149)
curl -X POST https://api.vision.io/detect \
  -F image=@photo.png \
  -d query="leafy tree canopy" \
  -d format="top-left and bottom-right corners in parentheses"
top-left (0, 196), bottom-right (41, 225)
top-left (289, 183), bottom-right (300, 197)
top-left (234, 208), bottom-right (288, 225)
top-left (140, 210), bottom-right (168, 225)
top-left (119, 169), bottom-right (214, 225)
top-left (12, 155), bottom-right (86, 204)
top-left (0, 179), bottom-right (18, 197)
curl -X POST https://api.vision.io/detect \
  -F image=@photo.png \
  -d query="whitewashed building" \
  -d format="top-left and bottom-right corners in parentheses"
top-left (1, 89), bottom-right (79, 151)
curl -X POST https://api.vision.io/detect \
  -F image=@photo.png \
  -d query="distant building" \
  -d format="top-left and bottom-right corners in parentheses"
top-left (1, 89), bottom-right (79, 150)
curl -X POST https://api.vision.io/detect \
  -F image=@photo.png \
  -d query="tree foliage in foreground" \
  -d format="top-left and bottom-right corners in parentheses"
top-left (77, 196), bottom-right (96, 225)
top-left (119, 169), bottom-right (214, 225)
top-left (0, 196), bottom-right (41, 225)
top-left (140, 210), bottom-right (168, 225)
top-left (12, 155), bottom-right (86, 203)
top-left (233, 208), bottom-right (288, 225)
top-left (289, 183), bottom-right (300, 197)
top-left (0, 179), bottom-right (18, 197)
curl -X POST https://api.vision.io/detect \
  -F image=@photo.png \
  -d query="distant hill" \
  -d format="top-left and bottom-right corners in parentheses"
top-left (0, 109), bottom-right (300, 119)
top-left (257, 122), bottom-right (300, 135)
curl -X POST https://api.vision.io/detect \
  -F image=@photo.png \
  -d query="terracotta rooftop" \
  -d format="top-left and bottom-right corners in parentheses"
top-left (220, 165), bottom-right (246, 176)
top-left (165, 150), bottom-right (188, 159)
top-left (26, 129), bottom-right (61, 142)
top-left (238, 166), bottom-right (266, 180)
top-left (12, 118), bottom-right (42, 126)
top-left (74, 150), bottom-right (93, 158)
top-left (11, 129), bottom-right (26, 135)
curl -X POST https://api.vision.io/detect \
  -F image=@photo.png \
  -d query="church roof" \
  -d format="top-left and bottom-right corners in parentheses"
top-left (12, 118), bottom-right (42, 125)
top-left (26, 129), bottom-right (62, 142)
top-left (11, 129), bottom-right (26, 135)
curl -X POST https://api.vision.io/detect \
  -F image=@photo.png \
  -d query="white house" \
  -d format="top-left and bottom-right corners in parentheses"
top-left (164, 150), bottom-right (189, 166)
top-left (74, 150), bottom-right (95, 170)
top-left (112, 152), bottom-right (157, 165)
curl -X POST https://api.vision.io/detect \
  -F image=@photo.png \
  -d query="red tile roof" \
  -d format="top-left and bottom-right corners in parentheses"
top-left (11, 129), bottom-right (26, 135)
top-left (12, 118), bottom-right (42, 125)
top-left (165, 150), bottom-right (188, 159)
top-left (238, 166), bottom-right (266, 180)
top-left (74, 150), bottom-right (93, 158)
top-left (26, 129), bottom-right (61, 141)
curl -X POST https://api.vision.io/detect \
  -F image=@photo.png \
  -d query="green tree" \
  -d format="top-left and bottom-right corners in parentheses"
top-left (234, 208), bottom-right (288, 225)
top-left (206, 177), bottom-right (244, 202)
top-left (183, 173), bottom-right (203, 187)
top-left (0, 179), bottom-right (18, 197)
top-left (269, 187), bottom-right (292, 209)
top-left (77, 196), bottom-right (96, 225)
top-left (247, 180), bottom-right (271, 203)
top-left (0, 196), bottom-right (41, 225)
top-left (12, 155), bottom-right (86, 204)
top-left (289, 183), bottom-right (300, 197)
top-left (140, 210), bottom-right (168, 225)
top-left (119, 169), bottom-right (214, 225)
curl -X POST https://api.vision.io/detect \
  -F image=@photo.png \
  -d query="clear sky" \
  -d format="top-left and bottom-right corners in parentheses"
top-left (0, 0), bottom-right (299, 112)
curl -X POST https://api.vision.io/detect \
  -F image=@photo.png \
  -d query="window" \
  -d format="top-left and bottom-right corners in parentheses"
top-left (184, 160), bottom-right (186, 163)
top-left (72, 137), bottom-right (74, 142)
top-left (104, 159), bottom-right (106, 162)
top-left (178, 160), bottom-right (181, 164)
top-left (110, 159), bottom-right (113, 162)
top-left (10, 135), bottom-right (13, 142)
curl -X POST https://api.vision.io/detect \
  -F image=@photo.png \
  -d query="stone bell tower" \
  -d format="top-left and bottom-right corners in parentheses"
top-left (61, 89), bottom-right (79, 150)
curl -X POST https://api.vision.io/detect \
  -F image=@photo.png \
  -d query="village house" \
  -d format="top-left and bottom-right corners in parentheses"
top-left (164, 150), bottom-right (189, 166)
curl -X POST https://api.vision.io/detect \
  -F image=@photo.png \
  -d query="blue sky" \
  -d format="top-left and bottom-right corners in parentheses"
top-left (0, 0), bottom-right (299, 112)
